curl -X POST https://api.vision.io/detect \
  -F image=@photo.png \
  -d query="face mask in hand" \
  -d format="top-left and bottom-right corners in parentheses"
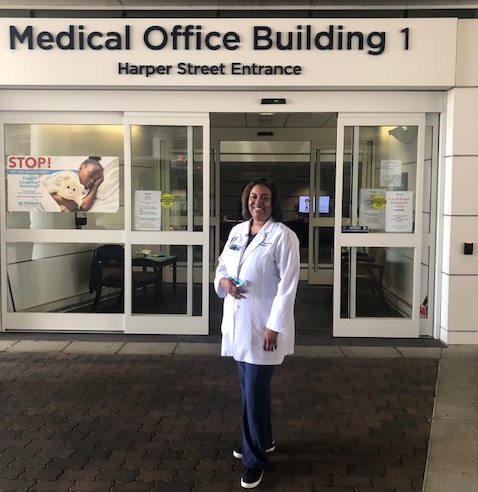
top-left (227, 275), bottom-right (247, 287)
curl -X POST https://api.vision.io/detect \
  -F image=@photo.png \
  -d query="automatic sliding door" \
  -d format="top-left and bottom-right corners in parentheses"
top-left (125, 115), bottom-right (209, 334)
top-left (334, 114), bottom-right (426, 338)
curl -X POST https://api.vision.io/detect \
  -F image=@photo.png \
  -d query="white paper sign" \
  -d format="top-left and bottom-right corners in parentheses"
top-left (380, 160), bottom-right (402, 187)
top-left (360, 188), bottom-right (386, 229)
top-left (385, 191), bottom-right (413, 232)
top-left (135, 190), bottom-right (162, 230)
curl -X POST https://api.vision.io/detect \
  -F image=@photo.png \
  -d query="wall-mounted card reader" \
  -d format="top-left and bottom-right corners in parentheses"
top-left (464, 242), bottom-right (474, 255)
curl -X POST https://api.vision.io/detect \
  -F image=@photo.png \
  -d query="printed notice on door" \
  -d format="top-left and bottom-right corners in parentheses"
top-left (135, 190), bottom-right (162, 230)
top-left (360, 188), bottom-right (386, 230)
top-left (380, 160), bottom-right (402, 187)
top-left (385, 191), bottom-right (413, 232)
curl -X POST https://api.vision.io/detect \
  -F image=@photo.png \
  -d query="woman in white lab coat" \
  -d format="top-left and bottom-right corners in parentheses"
top-left (215, 177), bottom-right (300, 489)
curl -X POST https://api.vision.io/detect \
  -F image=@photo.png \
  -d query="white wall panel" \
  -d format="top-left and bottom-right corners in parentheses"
top-left (456, 19), bottom-right (478, 87)
top-left (440, 273), bottom-right (450, 332)
top-left (446, 88), bottom-right (478, 156)
top-left (444, 156), bottom-right (478, 216)
top-left (441, 215), bottom-right (452, 274)
top-left (445, 331), bottom-right (478, 344)
top-left (443, 155), bottom-right (453, 216)
top-left (445, 275), bottom-right (478, 336)
top-left (444, 90), bottom-right (455, 158)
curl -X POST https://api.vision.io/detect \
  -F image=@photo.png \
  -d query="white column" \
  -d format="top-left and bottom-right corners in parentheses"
top-left (440, 86), bottom-right (478, 344)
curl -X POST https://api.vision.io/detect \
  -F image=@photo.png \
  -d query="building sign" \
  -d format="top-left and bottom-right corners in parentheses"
top-left (6, 155), bottom-right (120, 213)
top-left (0, 18), bottom-right (457, 88)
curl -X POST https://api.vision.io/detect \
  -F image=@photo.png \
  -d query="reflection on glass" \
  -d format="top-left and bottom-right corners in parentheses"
top-left (7, 242), bottom-right (97, 313)
top-left (343, 125), bottom-right (418, 234)
top-left (89, 244), bottom-right (125, 313)
top-left (341, 246), bottom-right (413, 319)
top-left (420, 246), bottom-right (430, 319)
top-left (5, 124), bottom-right (124, 230)
top-left (131, 244), bottom-right (203, 316)
top-left (312, 227), bottom-right (334, 266)
top-left (309, 150), bottom-right (336, 268)
top-left (342, 127), bottom-right (353, 224)
top-left (423, 126), bottom-right (433, 234)
top-left (6, 242), bottom-right (201, 316)
top-left (131, 126), bottom-right (203, 232)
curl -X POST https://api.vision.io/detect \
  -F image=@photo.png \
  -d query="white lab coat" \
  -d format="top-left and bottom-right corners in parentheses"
top-left (214, 218), bottom-right (300, 365)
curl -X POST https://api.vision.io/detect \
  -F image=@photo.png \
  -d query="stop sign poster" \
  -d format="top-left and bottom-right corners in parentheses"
top-left (6, 155), bottom-right (119, 213)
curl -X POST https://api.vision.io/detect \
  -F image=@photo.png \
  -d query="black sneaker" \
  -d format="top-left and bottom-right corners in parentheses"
top-left (241, 467), bottom-right (264, 489)
top-left (233, 442), bottom-right (275, 459)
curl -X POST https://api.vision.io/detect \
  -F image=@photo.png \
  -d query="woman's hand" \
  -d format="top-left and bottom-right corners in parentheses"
top-left (263, 328), bottom-right (278, 351)
top-left (220, 277), bottom-right (247, 300)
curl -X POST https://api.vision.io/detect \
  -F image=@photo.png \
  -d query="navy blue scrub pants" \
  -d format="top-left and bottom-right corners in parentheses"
top-left (237, 361), bottom-right (275, 470)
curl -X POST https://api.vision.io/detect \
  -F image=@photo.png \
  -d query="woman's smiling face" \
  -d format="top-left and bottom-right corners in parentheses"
top-left (248, 184), bottom-right (272, 223)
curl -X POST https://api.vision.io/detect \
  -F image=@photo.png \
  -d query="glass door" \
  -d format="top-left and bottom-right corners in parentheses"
top-left (333, 114), bottom-right (426, 338)
top-left (124, 114), bottom-right (210, 334)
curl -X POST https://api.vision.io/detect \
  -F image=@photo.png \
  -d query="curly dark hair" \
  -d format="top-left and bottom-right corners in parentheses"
top-left (81, 157), bottom-right (103, 173)
top-left (241, 177), bottom-right (282, 222)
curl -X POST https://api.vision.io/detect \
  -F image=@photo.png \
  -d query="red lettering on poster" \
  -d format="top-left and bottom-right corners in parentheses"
top-left (7, 156), bottom-right (51, 169)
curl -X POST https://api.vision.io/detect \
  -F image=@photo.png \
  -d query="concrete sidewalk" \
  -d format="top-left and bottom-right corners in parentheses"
top-left (0, 338), bottom-right (443, 358)
top-left (422, 346), bottom-right (478, 492)
top-left (0, 339), bottom-right (476, 491)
